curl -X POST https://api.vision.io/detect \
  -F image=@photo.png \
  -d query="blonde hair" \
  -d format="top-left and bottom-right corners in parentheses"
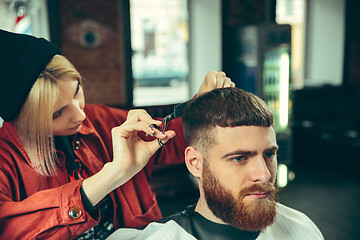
top-left (14, 55), bottom-right (82, 176)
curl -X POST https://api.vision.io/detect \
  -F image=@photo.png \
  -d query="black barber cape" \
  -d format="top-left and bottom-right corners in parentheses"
top-left (158, 204), bottom-right (260, 240)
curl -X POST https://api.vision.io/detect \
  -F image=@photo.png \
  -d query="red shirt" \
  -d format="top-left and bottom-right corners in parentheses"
top-left (0, 104), bottom-right (186, 239)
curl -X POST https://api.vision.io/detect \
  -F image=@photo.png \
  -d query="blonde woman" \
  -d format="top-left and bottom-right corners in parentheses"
top-left (0, 29), bottom-right (234, 239)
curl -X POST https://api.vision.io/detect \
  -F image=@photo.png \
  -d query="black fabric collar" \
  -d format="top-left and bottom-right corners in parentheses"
top-left (54, 135), bottom-right (79, 180)
top-left (160, 204), bottom-right (260, 240)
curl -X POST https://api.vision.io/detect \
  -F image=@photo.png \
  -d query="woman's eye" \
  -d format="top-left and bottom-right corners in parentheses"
top-left (75, 83), bottom-right (81, 95)
top-left (52, 110), bottom-right (63, 119)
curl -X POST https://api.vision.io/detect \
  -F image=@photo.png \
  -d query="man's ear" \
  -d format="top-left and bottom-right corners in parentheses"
top-left (184, 146), bottom-right (203, 179)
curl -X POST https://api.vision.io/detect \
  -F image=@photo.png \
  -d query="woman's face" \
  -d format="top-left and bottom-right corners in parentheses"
top-left (52, 78), bottom-right (86, 136)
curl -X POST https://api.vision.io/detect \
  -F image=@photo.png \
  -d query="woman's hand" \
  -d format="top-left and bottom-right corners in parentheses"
top-left (82, 109), bottom-right (175, 206)
top-left (197, 70), bottom-right (235, 96)
top-left (110, 109), bottom-right (175, 181)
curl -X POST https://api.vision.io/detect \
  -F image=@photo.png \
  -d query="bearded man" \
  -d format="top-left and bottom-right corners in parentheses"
top-left (156, 87), bottom-right (324, 240)
top-left (106, 88), bottom-right (324, 240)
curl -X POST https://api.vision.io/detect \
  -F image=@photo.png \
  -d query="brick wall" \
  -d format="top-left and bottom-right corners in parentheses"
top-left (59, 0), bottom-right (129, 106)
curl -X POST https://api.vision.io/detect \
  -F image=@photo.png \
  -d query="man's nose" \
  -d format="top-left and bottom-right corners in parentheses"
top-left (249, 156), bottom-right (272, 183)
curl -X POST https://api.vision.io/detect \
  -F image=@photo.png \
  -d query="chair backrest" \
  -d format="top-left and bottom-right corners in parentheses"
top-left (292, 85), bottom-right (360, 131)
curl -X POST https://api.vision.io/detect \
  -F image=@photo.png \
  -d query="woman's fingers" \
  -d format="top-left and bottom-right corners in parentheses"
top-left (147, 130), bottom-right (176, 153)
top-left (114, 121), bottom-right (158, 140)
top-left (215, 71), bottom-right (235, 88)
top-left (215, 71), bottom-right (226, 88)
top-left (114, 108), bottom-right (177, 151)
top-left (223, 75), bottom-right (234, 88)
top-left (198, 70), bottom-right (235, 95)
top-left (125, 109), bottom-right (156, 123)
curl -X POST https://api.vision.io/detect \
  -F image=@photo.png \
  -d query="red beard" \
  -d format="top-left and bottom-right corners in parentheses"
top-left (202, 161), bottom-right (278, 231)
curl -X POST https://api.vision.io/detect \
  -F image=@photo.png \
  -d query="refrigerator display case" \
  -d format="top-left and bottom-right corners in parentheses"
top-left (230, 23), bottom-right (292, 187)
top-left (232, 23), bottom-right (291, 134)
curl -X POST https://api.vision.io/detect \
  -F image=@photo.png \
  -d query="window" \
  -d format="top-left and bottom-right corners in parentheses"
top-left (130, 0), bottom-right (190, 106)
top-left (276, 0), bottom-right (306, 89)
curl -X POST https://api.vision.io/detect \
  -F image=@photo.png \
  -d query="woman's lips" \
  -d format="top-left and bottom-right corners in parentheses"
top-left (70, 123), bottom-right (82, 131)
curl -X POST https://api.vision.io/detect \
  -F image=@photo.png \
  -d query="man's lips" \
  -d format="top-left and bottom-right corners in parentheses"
top-left (245, 191), bottom-right (270, 199)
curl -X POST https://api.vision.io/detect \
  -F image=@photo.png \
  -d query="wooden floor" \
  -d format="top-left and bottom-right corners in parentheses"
top-left (156, 169), bottom-right (360, 240)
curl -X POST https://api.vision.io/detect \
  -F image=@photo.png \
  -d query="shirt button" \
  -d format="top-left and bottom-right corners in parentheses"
top-left (74, 140), bottom-right (80, 150)
top-left (69, 207), bottom-right (82, 219)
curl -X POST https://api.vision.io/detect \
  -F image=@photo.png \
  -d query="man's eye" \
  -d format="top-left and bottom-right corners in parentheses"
top-left (233, 156), bottom-right (247, 163)
top-left (264, 151), bottom-right (276, 159)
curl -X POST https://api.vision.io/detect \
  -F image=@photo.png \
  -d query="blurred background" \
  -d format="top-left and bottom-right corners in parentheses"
top-left (1, 0), bottom-right (359, 239)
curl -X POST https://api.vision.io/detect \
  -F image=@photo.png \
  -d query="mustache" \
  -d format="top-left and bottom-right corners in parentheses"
top-left (238, 182), bottom-right (277, 199)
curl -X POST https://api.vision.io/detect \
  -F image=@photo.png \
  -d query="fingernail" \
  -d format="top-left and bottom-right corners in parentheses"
top-left (160, 132), bottom-right (166, 137)
top-left (149, 123), bottom-right (160, 130)
top-left (146, 126), bottom-right (155, 137)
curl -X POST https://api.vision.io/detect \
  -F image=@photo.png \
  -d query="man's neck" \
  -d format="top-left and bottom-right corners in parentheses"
top-left (195, 197), bottom-right (227, 225)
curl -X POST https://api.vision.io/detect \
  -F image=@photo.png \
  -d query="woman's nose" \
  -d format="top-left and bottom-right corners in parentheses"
top-left (71, 101), bottom-right (86, 122)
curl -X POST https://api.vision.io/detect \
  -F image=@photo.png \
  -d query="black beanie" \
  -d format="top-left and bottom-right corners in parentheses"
top-left (0, 29), bottom-right (61, 122)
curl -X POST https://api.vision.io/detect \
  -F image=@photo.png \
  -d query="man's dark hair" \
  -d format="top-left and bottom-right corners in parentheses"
top-left (181, 87), bottom-right (274, 153)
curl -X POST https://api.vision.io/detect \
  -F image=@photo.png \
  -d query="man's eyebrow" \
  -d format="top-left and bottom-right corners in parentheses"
top-left (265, 146), bottom-right (280, 152)
top-left (222, 146), bottom-right (279, 159)
top-left (222, 150), bottom-right (257, 159)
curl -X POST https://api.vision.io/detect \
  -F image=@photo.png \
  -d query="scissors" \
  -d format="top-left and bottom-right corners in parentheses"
top-left (149, 100), bottom-right (189, 147)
